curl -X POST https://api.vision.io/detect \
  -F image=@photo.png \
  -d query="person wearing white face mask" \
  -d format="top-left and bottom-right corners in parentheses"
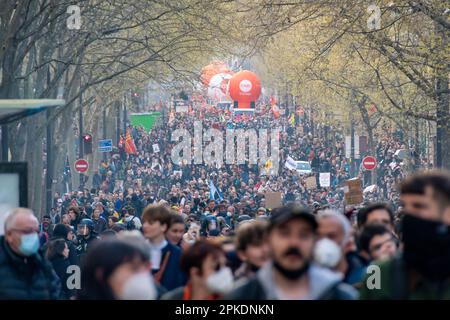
top-left (77, 236), bottom-right (158, 300)
top-left (316, 209), bottom-right (368, 287)
top-left (0, 208), bottom-right (61, 299)
top-left (162, 239), bottom-right (234, 300)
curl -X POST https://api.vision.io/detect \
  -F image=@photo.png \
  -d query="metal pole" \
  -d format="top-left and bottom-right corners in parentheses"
top-left (46, 108), bottom-right (52, 214)
top-left (103, 107), bottom-right (107, 160)
top-left (46, 67), bottom-right (52, 215)
top-left (350, 118), bottom-right (355, 177)
top-left (117, 101), bottom-right (121, 145)
top-left (79, 86), bottom-right (84, 190)
top-left (123, 93), bottom-right (127, 133)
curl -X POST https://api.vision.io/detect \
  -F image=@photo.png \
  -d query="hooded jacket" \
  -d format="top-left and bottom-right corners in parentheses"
top-left (224, 262), bottom-right (357, 300)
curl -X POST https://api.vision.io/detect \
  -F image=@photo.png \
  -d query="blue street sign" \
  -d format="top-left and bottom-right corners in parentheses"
top-left (98, 139), bottom-right (113, 152)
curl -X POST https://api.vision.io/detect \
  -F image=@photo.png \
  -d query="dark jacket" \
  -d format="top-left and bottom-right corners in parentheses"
top-left (43, 237), bottom-right (79, 267)
top-left (49, 256), bottom-right (74, 299)
top-left (0, 236), bottom-right (61, 300)
top-left (152, 242), bottom-right (187, 291)
top-left (92, 217), bottom-right (107, 234)
top-left (343, 251), bottom-right (369, 286)
top-left (75, 234), bottom-right (98, 265)
top-left (359, 255), bottom-right (450, 300)
top-left (224, 263), bottom-right (357, 300)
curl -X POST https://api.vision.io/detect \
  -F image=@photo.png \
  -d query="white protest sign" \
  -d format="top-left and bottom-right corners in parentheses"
top-left (284, 156), bottom-right (297, 170)
top-left (152, 144), bottom-right (160, 153)
top-left (319, 172), bottom-right (331, 187)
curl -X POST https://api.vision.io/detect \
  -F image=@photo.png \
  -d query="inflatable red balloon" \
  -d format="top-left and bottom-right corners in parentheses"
top-left (228, 70), bottom-right (261, 108)
top-left (200, 61), bottom-right (232, 87)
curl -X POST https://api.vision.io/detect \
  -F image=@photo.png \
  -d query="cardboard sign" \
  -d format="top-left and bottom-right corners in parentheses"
top-left (319, 172), bottom-right (331, 187)
top-left (265, 192), bottom-right (282, 209)
top-left (152, 144), bottom-right (160, 153)
top-left (344, 178), bottom-right (363, 205)
top-left (305, 176), bottom-right (317, 190)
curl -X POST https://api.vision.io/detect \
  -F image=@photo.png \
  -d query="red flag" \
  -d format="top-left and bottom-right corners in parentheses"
top-left (272, 104), bottom-right (280, 119)
top-left (269, 95), bottom-right (277, 106)
top-left (125, 129), bottom-right (137, 154)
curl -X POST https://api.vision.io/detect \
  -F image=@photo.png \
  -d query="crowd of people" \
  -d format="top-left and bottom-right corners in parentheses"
top-left (1, 103), bottom-right (449, 300)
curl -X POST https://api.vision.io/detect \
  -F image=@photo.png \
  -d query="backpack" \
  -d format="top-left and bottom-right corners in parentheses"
top-left (126, 216), bottom-right (137, 230)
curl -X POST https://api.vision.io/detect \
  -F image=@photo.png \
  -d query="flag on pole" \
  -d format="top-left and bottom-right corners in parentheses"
top-left (209, 180), bottom-right (223, 201)
top-left (269, 95), bottom-right (277, 106)
top-left (264, 159), bottom-right (273, 169)
top-left (272, 104), bottom-right (280, 119)
top-left (289, 114), bottom-right (295, 126)
top-left (118, 135), bottom-right (124, 149)
top-left (124, 129), bottom-right (137, 154)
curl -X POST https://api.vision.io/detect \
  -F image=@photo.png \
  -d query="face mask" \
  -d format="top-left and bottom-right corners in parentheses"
top-left (313, 238), bottom-right (342, 269)
top-left (402, 214), bottom-right (450, 281)
top-left (206, 267), bottom-right (234, 294)
top-left (119, 272), bottom-right (157, 300)
top-left (19, 233), bottom-right (40, 256)
top-left (227, 212), bottom-right (233, 217)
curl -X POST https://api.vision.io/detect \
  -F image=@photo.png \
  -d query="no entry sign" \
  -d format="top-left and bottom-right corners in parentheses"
top-left (74, 159), bottom-right (89, 173)
top-left (362, 156), bottom-right (377, 170)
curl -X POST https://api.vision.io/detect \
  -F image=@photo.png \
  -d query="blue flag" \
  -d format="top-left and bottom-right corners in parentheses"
top-left (209, 180), bottom-right (224, 201)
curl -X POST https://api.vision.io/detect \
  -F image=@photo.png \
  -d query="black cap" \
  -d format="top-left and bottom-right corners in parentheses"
top-left (269, 205), bottom-right (317, 231)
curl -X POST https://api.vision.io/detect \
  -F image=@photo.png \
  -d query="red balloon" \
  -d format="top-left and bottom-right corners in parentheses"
top-left (200, 61), bottom-right (232, 87)
top-left (228, 70), bottom-right (261, 108)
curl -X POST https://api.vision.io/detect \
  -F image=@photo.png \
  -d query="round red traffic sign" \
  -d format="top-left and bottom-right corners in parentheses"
top-left (74, 159), bottom-right (89, 173)
top-left (362, 156), bottom-right (377, 170)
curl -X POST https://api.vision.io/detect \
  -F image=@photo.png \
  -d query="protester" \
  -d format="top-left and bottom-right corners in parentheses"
top-left (141, 204), bottom-right (187, 291)
top-left (77, 238), bottom-right (157, 300)
top-left (316, 209), bottom-right (367, 286)
top-left (234, 220), bottom-right (270, 280)
top-left (39, 215), bottom-right (53, 246)
top-left (360, 170), bottom-right (450, 299)
top-left (108, 216), bottom-right (119, 229)
top-left (162, 239), bottom-right (233, 300)
top-left (166, 213), bottom-right (186, 248)
top-left (225, 205), bottom-right (357, 300)
top-left (48, 223), bottom-right (79, 266)
top-left (0, 208), bottom-right (60, 299)
top-left (49, 208), bottom-right (61, 225)
top-left (123, 208), bottom-right (142, 231)
top-left (92, 208), bottom-right (107, 234)
top-left (47, 238), bottom-right (74, 299)
top-left (357, 203), bottom-right (396, 233)
top-left (68, 206), bottom-right (82, 229)
top-left (358, 224), bottom-right (398, 262)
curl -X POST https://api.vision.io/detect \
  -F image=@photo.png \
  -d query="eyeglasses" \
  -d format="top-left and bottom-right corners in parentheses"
top-left (10, 228), bottom-right (39, 235)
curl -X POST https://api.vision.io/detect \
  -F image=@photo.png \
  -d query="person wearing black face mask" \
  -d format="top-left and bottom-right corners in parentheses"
top-left (360, 170), bottom-right (450, 299)
top-left (225, 205), bottom-right (357, 300)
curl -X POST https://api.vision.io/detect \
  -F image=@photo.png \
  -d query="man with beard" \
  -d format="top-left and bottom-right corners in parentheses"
top-left (225, 205), bottom-right (357, 300)
top-left (360, 170), bottom-right (450, 299)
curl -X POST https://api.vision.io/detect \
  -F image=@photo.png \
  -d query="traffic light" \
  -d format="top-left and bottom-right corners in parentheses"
top-left (82, 134), bottom-right (93, 155)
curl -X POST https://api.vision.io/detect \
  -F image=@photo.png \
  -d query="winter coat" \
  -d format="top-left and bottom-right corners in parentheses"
top-left (0, 236), bottom-right (61, 300)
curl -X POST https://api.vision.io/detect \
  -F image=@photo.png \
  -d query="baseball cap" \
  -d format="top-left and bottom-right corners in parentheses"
top-left (269, 205), bottom-right (317, 231)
